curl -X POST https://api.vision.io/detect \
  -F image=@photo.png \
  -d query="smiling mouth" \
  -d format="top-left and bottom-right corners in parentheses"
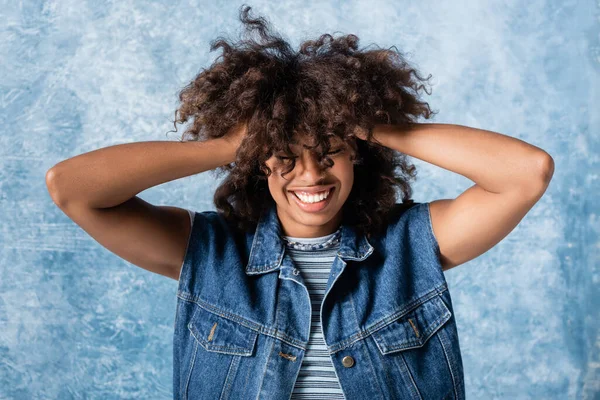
top-left (290, 187), bottom-right (333, 202)
top-left (288, 187), bottom-right (335, 212)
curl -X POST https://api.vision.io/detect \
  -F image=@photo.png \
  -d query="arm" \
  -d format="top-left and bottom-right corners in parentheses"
top-left (45, 124), bottom-right (244, 280)
top-left (46, 138), bottom-right (238, 209)
top-left (370, 123), bottom-right (554, 271)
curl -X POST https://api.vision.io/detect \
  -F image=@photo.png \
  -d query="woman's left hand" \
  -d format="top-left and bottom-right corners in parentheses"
top-left (354, 125), bottom-right (370, 141)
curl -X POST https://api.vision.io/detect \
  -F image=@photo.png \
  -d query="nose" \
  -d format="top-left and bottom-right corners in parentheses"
top-left (295, 150), bottom-right (327, 179)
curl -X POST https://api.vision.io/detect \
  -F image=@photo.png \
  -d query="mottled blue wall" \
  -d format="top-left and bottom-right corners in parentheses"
top-left (1, 1), bottom-right (597, 399)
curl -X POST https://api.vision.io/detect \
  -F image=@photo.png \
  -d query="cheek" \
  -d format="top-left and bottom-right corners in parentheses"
top-left (341, 167), bottom-right (356, 195)
top-left (267, 176), bottom-right (287, 198)
top-left (335, 160), bottom-right (355, 181)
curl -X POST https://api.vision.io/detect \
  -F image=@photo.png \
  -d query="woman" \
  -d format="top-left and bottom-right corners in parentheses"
top-left (46, 5), bottom-right (554, 400)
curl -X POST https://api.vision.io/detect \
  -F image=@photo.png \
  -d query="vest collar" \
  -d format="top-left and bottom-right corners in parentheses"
top-left (245, 201), bottom-right (374, 275)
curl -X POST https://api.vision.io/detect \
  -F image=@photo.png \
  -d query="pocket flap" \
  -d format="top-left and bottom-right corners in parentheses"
top-left (188, 306), bottom-right (258, 356)
top-left (372, 294), bottom-right (451, 354)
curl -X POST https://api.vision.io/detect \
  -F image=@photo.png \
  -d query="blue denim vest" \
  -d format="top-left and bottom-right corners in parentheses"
top-left (174, 201), bottom-right (465, 399)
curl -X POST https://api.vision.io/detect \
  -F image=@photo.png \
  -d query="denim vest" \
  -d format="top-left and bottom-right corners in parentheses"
top-left (174, 201), bottom-right (465, 399)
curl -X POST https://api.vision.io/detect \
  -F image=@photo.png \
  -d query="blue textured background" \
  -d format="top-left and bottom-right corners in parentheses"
top-left (1, 1), bottom-right (598, 399)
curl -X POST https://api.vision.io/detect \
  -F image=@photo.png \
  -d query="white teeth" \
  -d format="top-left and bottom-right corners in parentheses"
top-left (293, 189), bottom-right (331, 204)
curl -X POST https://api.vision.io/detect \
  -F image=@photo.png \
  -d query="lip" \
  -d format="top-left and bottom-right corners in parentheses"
top-left (287, 185), bottom-right (335, 194)
top-left (290, 187), bottom-right (335, 213)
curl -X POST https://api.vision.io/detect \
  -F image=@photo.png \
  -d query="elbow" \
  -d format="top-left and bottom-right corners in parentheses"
top-left (46, 166), bottom-right (68, 208)
top-left (523, 152), bottom-right (555, 198)
top-left (536, 152), bottom-right (555, 187)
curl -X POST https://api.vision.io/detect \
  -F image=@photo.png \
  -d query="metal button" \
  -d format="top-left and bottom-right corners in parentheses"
top-left (293, 268), bottom-right (300, 275)
top-left (342, 355), bottom-right (355, 368)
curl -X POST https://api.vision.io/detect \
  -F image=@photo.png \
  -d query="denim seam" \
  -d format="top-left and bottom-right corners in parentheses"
top-left (380, 311), bottom-right (451, 353)
top-left (183, 338), bottom-right (199, 400)
top-left (397, 351), bottom-right (423, 400)
top-left (436, 328), bottom-right (459, 400)
top-left (424, 202), bottom-right (442, 256)
top-left (349, 290), bottom-right (386, 399)
top-left (256, 336), bottom-right (276, 400)
top-left (373, 337), bottom-right (396, 399)
top-left (181, 295), bottom-right (307, 350)
top-left (175, 212), bottom-right (197, 300)
top-left (327, 285), bottom-right (448, 353)
top-left (219, 354), bottom-right (240, 400)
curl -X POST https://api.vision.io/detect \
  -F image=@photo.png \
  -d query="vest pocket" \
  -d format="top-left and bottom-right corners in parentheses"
top-left (188, 305), bottom-right (258, 356)
top-left (369, 294), bottom-right (463, 399)
top-left (182, 305), bottom-right (259, 399)
top-left (371, 294), bottom-right (451, 354)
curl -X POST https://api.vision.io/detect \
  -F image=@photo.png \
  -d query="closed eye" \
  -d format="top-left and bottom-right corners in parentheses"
top-left (274, 148), bottom-right (343, 161)
top-left (275, 155), bottom-right (296, 161)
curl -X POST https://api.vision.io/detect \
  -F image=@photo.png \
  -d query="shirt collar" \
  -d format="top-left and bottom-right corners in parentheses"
top-left (245, 200), bottom-right (374, 275)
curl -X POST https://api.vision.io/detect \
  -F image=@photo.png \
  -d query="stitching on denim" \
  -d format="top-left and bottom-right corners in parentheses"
top-left (188, 304), bottom-right (257, 355)
top-left (219, 353), bottom-right (240, 400)
top-left (353, 293), bottom-right (387, 399)
top-left (179, 281), bottom-right (450, 356)
top-left (279, 273), bottom-right (312, 348)
top-left (248, 229), bottom-right (261, 268)
top-left (373, 333), bottom-right (397, 399)
top-left (241, 347), bottom-right (253, 396)
top-left (319, 256), bottom-right (347, 354)
top-left (192, 298), bottom-right (305, 349)
top-left (327, 286), bottom-right (450, 354)
top-left (382, 311), bottom-right (451, 353)
top-left (328, 286), bottom-right (446, 354)
top-left (256, 336), bottom-right (276, 400)
top-left (200, 337), bottom-right (257, 355)
top-left (402, 351), bottom-right (424, 400)
top-left (349, 286), bottom-right (383, 395)
top-left (425, 202), bottom-right (441, 256)
top-left (436, 328), bottom-right (459, 400)
top-left (179, 211), bottom-right (196, 280)
top-left (183, 338), bottom-right (198, 400)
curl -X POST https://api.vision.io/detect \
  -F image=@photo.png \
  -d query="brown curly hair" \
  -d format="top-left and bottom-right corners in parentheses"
top-left (167, 4), bottom-right (437, 238)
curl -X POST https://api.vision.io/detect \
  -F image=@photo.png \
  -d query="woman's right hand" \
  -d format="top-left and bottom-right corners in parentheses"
top-left (222, 121), bottom-right (248, 154)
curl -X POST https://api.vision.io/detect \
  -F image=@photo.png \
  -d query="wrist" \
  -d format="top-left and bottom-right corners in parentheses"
top-left (218, 137), bottom-right (239, 164)
top-left (369, 124), bottom-right (389, 147)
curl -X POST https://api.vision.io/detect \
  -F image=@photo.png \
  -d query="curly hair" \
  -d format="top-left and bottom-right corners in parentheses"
top-left (167, 4), bottom-right (437, 238)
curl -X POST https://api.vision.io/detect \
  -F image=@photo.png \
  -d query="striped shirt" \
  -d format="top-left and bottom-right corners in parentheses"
top-left (185, 210), bottom-right (345, 399)
top-left (282, 228), bottom-right (345, 400)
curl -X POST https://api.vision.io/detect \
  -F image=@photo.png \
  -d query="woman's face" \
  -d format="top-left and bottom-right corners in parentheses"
top-left (264, 135), bottom-right (355, 238)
